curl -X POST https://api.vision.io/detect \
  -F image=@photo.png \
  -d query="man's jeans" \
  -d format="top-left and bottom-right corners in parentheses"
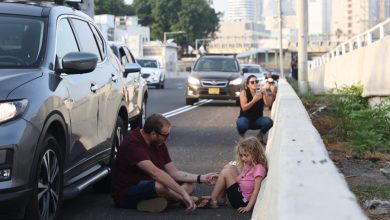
top-left (236, 116), bottom-right (273, 135)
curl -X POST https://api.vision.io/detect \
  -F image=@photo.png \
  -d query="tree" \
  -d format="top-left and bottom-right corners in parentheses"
top-left (132, 0), bottom-right (219, 48)
top-left (95, 0), bottom-right (134, 16)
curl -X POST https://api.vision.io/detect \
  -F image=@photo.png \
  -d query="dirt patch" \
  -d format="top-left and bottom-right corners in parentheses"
top-left (306, 100), bottom-right (390, 220)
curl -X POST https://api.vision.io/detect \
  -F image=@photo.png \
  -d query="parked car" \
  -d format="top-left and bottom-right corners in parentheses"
top-left (108, 41), bottom-right (148, 129)
top-left (136, 58), bottom-right (165, 89)
top-left (0, 1), bottom-right (133, 219)
top-left (185, 56), bottom-right (243, 105)
top-left (240, 63), bottom-right (266, 82)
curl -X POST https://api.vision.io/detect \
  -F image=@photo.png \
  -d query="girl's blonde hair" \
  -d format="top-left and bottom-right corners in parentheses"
top-left (235, 136), bottom-right (268, 170)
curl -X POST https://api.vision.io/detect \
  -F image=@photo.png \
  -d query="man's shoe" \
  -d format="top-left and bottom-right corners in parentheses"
top-left (136, 197), bottom-right (168, 213)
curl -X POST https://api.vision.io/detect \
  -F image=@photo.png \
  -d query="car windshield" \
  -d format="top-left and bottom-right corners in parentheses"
top-left (194, 58), bottom-right (238, 72)
top-left (241, 65), bottom-right (261, 73)
top-left (137, 59), bottom-right (158, 68)
top-left (0, 15), bottom-right (45, 68)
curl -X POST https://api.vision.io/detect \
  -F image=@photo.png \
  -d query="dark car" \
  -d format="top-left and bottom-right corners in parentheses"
top-left (108, 41), bottom-right (148, 129)
top-left (0, 1), bottom-right (131, 219)
top-left (185, 56), bottom-right (243, 105)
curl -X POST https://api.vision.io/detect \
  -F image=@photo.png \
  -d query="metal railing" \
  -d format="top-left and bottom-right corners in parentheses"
top-left (309, 18), bottom-right (390, 70)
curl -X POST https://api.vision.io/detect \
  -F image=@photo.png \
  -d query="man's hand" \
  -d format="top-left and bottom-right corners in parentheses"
top-left (182, 193), bottom-right (196, 211)
top-left (202, 172), bottom-right (219, 185)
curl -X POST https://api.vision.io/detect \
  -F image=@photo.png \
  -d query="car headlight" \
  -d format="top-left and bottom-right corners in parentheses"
top-left (0, 99), bottom-right (28, 124)
top-left (230, 77), bottom-right (243, 85)
top-left (187, 76), bottom-right (200, 85)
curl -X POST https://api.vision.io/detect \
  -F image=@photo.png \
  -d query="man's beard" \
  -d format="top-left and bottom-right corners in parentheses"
top-left (150, 140), bottom-right (163, 147)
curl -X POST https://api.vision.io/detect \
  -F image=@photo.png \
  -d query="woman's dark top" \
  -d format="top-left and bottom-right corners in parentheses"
top-left (239, 88), bottom-right (264, 121)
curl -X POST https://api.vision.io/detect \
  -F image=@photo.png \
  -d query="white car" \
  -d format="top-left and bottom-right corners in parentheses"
top-left (109, 41), bottom-right (148, 129)
top-left (137, 58), bottom-right (165, 89)
top-left (240, 64), bottom-right (266, 82)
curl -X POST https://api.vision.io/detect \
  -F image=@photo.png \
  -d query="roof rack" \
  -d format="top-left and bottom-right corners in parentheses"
top-left (3, 0), bottom-right (83, 9)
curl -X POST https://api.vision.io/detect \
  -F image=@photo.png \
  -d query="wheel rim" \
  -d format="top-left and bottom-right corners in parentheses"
top-left (114, 124), bottom-right (124, 160)
top-left (38, 149), bottom-right (60, 220)
top-left (141, 102), bottom-right (146, 126)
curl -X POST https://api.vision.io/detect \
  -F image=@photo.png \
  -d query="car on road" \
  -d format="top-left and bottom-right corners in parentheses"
top-left (240, 63), bottom-right (266, 82)
top-left (185, 55), bottom-right (243, 105)
top-left (136, 58), bottom-right (165, 89)
top-left (108, 41), bottom-right (148, 129)
top-left (0, 1), bottom-right (133, 219)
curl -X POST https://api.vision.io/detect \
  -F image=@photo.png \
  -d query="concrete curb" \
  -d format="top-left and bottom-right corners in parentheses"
top-left (251, 79), bottom-right (367, 220)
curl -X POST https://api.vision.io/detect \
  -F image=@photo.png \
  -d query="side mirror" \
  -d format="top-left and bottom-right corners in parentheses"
top-left (242, 68), bottom-right (248, 74)
top-left (186, 67), bottom-right (191, 72)
top-left (59, 52), bottom-right (98, 74)
top-left (124, 63), bottom-right (141, 77)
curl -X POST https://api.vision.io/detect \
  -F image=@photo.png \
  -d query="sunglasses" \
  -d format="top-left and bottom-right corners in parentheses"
top-left (155, 130), bottom-right (170, 138)
top-left (249, 80), bottom-right (259, 85)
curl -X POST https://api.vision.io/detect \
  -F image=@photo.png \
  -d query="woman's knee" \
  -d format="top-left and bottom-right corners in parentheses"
top-left (236, 117), bottom-right (250, 133)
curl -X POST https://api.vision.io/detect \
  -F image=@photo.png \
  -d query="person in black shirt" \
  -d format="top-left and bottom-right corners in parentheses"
top-left (236, 75), bottom-right (273, 143)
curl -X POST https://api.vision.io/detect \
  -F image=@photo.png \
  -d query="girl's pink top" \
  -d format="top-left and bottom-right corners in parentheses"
top-left (238, 164), bottom-right (266, 201)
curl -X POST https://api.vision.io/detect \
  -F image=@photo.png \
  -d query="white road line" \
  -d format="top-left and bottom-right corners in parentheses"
top-left (162, 99), bottom-right (213, 118)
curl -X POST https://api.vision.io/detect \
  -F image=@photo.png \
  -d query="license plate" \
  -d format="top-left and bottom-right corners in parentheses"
top-left (208, 88), bottom-right (220, 95)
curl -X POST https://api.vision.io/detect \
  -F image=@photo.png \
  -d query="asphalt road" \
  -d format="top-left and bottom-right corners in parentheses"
top-left (58, 78), bottom-right (254, 220)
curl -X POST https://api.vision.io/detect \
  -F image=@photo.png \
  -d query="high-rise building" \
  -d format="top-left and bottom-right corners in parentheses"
top-left (308, 0), bottom-right (332, 42)
top-left (331, 0), bottom-right (384, 42)
top-left (227, 0), bottom-right (262, 21)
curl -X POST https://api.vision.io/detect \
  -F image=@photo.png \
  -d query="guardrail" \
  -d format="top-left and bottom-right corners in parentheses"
top-left (309, 18), bottom-right (390, 69)
top-left (251, 79), bottom-right (367, 220)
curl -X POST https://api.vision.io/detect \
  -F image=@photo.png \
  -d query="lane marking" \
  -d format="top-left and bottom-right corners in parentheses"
top-left (162, 99), bottom-right (213, 118)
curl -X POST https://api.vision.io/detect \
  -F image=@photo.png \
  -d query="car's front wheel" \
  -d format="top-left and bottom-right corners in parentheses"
top-left (26, 134), bottom-right (63, 220)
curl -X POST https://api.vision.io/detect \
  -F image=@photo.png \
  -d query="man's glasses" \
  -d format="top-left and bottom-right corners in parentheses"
top-left (249, 80), bottom-right (259, 85)
top-left (155, 130), bottom-right (170, 138)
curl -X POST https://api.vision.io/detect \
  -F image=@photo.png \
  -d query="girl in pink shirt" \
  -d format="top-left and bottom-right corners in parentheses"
top-left (199, 136), bottom-right (267, 213)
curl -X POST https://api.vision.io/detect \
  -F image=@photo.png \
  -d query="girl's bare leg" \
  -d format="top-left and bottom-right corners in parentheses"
top-left (210, 165), bottom-right (239, 201)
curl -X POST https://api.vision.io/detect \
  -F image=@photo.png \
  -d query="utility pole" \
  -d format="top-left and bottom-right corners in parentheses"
top-left (278, 0), bottom-right (284, 78)
top-left (297, 0), bottom-right (308, 93)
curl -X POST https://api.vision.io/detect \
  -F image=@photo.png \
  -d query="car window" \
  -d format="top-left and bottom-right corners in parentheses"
top-left (0, 15), bottom-right (45, 68)
top-left (241, 66), bottom-right (261, 73)
top-left (71, 18), bottom-right (102, 62)
top-left (90, 24), bottom-right (105, 60)
top-left (56, 18), bottom-right (79, 61)
top-left (124, 47), bottom-right (136, 64)
top-left (118, 47), bottom-right (129, 64)
top-left (194, 58), bottom-right (238, 72)
top-left (137, 59), bottom-right (157, 68)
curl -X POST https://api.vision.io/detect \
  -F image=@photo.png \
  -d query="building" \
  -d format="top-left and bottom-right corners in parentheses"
top-left (330, 0), bottom-right (384, 42)
top-left (308, 0), bottom-right (331, 42)
top-left (227, 0), bottom-right (262, 21)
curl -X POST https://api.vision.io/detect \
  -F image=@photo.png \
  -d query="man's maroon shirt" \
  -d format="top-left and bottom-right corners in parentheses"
top-left (111, 128), bottom-right (172, 204)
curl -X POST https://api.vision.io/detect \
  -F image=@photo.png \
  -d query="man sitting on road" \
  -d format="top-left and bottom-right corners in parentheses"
top-left (111, 113), bottom-right (217, 213)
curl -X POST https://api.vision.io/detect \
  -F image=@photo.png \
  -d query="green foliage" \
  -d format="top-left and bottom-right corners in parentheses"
top-left (325, 84), bottom-right (390, 155)
top-left (132, 0), bottom-right (219, 48)
top-left (95, 0), bottom-right (134, 16)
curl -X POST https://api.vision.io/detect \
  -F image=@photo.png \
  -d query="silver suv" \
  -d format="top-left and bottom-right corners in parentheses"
top-left (0, 1), bottom-right (134, 219)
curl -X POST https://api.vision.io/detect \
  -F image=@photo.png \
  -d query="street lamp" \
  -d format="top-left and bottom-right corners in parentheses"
top-left (163, 31), bottom-right (185, 43)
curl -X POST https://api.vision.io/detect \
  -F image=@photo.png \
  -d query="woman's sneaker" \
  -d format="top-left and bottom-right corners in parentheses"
top-left (136, 197), bottom-right (168, 213)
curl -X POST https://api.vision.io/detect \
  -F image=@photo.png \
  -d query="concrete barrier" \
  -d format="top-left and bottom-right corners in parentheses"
top-left (252, 79), bottom-right (367, 220)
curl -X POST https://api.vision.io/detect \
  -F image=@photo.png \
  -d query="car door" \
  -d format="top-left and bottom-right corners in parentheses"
top-left (70, 18), bottom-right (120, 158)
top-left (55, 18), bottom-right (99, 168)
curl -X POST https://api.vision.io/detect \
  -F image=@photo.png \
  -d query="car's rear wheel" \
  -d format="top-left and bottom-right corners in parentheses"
top-left (26, 134), bottom-right (63, 220)
top-left (236, 99), bottom-right (240, 106)
top-left (93, 117), bottom-right (126, 193)
top-left (186, 98), bottom-right (199, 105)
